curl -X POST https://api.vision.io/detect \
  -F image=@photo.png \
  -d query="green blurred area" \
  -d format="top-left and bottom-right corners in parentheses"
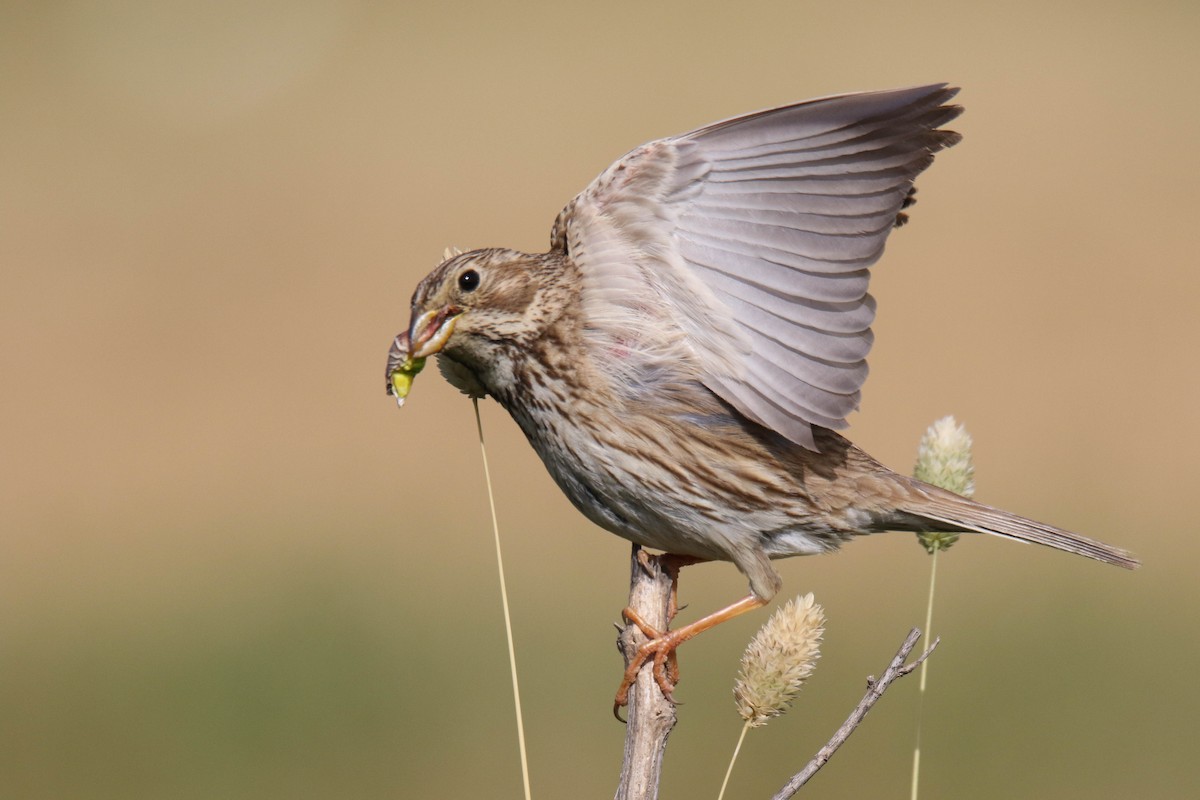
top-left (2, 0), bottom-right (1197, 797)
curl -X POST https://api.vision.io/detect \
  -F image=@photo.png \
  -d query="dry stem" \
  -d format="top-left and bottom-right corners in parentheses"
top-left (771, 628), bottom-right (938, 799)
top-left (614, 546), bottom-right (677, 800)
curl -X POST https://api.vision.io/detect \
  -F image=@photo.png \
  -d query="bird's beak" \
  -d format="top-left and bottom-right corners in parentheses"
top-left (408, 306), bottom-right (462, 359)
top-left (384, 306), bottom-right (462, 406)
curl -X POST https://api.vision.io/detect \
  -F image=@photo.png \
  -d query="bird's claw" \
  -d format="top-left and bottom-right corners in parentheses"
top-left (614, 607), bottom-right (683, 717)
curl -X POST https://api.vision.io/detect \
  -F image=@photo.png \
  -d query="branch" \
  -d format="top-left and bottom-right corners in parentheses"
top-left (614, 546), bottom-right (678, 800)
top-left (771, 628), bottom-right (939, 799)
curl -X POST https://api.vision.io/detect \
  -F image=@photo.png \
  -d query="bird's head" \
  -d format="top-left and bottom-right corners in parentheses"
top-left (386, 248), bottom-right (562, 404)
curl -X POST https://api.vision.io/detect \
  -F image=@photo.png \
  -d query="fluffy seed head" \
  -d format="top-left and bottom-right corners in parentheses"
top-left (734, 593), bottom-right (825, 727)
top-left (915, 415), bottom-right (975, 553)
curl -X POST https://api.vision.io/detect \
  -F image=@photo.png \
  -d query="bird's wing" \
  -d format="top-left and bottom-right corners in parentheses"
top-left (552, 84), bottom-right (962, 449)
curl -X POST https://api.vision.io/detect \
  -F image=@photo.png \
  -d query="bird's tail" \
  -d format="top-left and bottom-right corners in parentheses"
top-left (894, 480), bottom-right (1139, 569)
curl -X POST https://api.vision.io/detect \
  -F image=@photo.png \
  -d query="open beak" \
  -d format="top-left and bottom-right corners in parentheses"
top-left (407, 306), bottom-right (462, 359)
top-left (384, 306), bottom-right (462, 406)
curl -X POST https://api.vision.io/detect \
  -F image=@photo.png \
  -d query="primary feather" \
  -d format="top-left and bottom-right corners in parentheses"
top-left (552, 84), bottom-right (962, 449)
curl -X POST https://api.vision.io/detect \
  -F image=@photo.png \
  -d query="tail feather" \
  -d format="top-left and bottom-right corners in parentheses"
top-left (898, 482), bottom-right (1139, 570)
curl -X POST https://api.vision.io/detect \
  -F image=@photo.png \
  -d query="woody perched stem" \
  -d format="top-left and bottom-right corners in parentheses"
top-left (614, 546), bottom-right (678, 800)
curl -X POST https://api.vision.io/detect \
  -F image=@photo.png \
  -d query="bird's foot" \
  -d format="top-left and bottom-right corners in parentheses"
top-left (613, 593), bottom-right (767, 717)
top-left (614, 606), bottom-right (686, 713)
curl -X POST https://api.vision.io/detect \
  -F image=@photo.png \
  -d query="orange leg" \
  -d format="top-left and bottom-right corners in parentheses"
top-left (659, 553), bottom-right (706, 624)
top-left (614, 593), bottom-right (766, 712)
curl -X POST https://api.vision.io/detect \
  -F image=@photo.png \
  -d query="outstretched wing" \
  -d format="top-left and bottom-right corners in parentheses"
top-left (552, 84), bottom-right (962, 449)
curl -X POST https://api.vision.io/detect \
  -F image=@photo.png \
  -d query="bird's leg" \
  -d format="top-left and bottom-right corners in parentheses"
top-left (660, 553), bottom-right (706, 686)
top-left (615, 593), bottom-right (766, 711)
top-left (660, 553), bottom-right (707, 624)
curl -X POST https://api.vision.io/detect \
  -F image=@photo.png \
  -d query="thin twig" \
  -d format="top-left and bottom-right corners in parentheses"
top-left (718, 721), bottom-right (752, 800)
top-left (771, 628), bottom-right (939, 799)
top-left (911, 550), bottom-right (940, 800)
top-left (472, 399), bottom-right (532, 800)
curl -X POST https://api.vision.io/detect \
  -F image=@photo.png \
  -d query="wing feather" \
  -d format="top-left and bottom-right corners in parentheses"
top-left (682, 239), bottom-right (872, 299)
top-left (689, 266), bottom-right (877, 334)
top-left (724, 295), bottom-right (874, 364)
top-left (552, 84), bottom-right (962, 449)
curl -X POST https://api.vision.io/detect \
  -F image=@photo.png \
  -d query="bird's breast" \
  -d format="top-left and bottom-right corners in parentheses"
top-left (492, 359), bottom-right (836, 559)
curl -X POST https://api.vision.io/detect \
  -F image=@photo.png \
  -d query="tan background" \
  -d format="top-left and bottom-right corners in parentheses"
top-left (3, 1), bottom-right (1197, 797)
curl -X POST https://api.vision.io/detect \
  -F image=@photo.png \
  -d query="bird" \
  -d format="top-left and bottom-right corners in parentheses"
top-left (385, 83), bottom-right (1138, 708)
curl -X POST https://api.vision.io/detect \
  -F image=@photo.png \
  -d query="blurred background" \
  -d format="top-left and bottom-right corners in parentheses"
top-left (2, 1), bottom-right (1197, 797)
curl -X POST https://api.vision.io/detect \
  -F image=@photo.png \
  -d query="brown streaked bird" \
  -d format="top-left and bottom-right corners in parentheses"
top-left (385, 84), bottom-right (1138, 709)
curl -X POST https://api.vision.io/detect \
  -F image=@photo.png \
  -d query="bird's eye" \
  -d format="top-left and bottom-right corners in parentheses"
top-left (457, 269), bottom-right (480, 292)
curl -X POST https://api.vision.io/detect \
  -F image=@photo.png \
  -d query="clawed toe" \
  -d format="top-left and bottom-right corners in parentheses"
top-left (621, 606), bottom-right (662, 640)
top-left (613, 594), bottom-right (767, 718)
top-left (614, 607), bottom-right (685, 716)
